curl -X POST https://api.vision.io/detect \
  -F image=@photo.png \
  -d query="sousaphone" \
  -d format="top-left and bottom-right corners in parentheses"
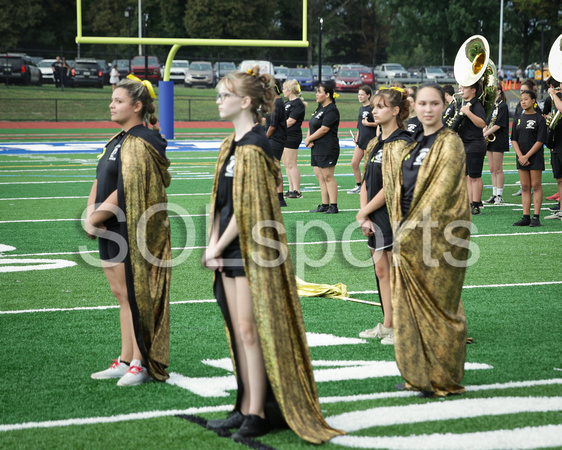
top-left (548, 33), bottom-right (562, 82)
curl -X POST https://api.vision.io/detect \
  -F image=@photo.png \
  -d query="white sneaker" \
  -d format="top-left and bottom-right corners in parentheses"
top-left (494, 195), bottom-right (504, 205)
top-left (381, 332), bottom-right (394, 345)
top-left (359, 323), bottom-right (392, 339)
top-left (91, 357), bottom-right (129, 380)
top-left (116, 360), bottom-right (151, 386)
top-left (512, 188), bottom-right (522, 196)
top-left (347, 185), bottom-right (361, 194)
top-left (544, 211), bottom-right (562, 220)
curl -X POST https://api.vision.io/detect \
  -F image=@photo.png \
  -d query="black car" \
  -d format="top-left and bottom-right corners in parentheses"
top-left (96, 60), bottom-right (112, 84)
top-left (69, 59), bottom-right (104, 88)
top-left (0, 53), bottom-right (42, 85)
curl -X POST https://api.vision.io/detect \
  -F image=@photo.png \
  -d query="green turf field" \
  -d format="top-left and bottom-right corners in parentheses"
top-left (0, 145), bottom-right (561, 449)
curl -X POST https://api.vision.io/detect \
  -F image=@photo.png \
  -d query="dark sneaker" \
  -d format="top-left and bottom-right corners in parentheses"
top-left (513, 216), bottom-right (531, 226)
top-left (207, 411), bottom-right (245, 430)
top-left (310, 204), bottom-right (329, 213)
top-left (548, 202), bottom-right (560, 211)
top-left (324, 205), bottom-right (339, 214)
top-left (283, 190), bottom-right (291, 198)
top-left (287, 191), bottom-right (302, 199)
top-left (483, 195), bottom-right (496, 204)
top-left (529, 217), bottom-right (541, 227)
top-left (231, 414), bottom-right (270, 440)
top-left (471, 205), bottom-right (481, 215)
top-left (279, 198), bottom-right (287, 207)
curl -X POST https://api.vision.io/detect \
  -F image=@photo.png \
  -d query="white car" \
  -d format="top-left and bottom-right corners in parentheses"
top-left (239, 60), bottom-right (275, 76)
top-left (37, 59), bottom-right (56, 83)
top-left (160, 60), bottom-right (189, 83)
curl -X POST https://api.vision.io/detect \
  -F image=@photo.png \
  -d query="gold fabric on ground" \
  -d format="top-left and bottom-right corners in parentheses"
top-left (209, 134), bottom-right (344, 443)
top-left (121, 135), bottom-right (172, 381)
top-left (382, 128), bottom-right (470, 396)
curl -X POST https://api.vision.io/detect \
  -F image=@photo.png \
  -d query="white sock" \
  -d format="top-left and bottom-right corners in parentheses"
top-left (493, 187), bottom-right (498, 196)
top-left (497, 188), bottom-right (503, 196)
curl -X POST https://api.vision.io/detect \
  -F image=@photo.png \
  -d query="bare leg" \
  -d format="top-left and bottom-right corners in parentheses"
top-left (465, 175), bottom-right (473, 203)
top-left (351, 146), bottom-right (364, 184)
top-left (470, 177), bottom-right (483, 203)
top-left (281, 148), bottom-right (300, 193)
top-left (320, 166), bottom-right (338, 204)
top-left (222, 274), bottom-right (266, 418)
top-left (530, 170), bottom-right (543, 215)
top-left (373, 250), bottom-right (392, 328)
top-left (491, 152), bottom-right (505, 190)
top-left (314, 166), bottom-right (330, 204)
top-left (519, 170), bottom-right (531, 215)
top-left (102, 261), bottom-right (142, 362)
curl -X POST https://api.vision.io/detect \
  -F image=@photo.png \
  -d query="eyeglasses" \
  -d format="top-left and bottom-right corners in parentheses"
top-left (216, 92), bottom-right (240, 102)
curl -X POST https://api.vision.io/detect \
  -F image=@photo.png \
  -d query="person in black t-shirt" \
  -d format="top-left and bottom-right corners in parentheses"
top-left (511, 89), bottom-right (547, 227)
top-left (457, 81), bottom-right (487, 215)
top-left (356, 86), bottom-right (412, 344)
top-left (442, 84), bottom-right (460, 127)
top-left (86, 77), bottom-right (171, 387)
top-left (305, 83), bottom-right (341, 214)
top-left (281, 79), bottom-right (307, 198)
top-left (483, 84), bottom-right (509, 205)
top-left (544, 77), bottom-right (562, 219)
top-left (265, 80), bottom-right (288, 207)
top-left (349, 85), bottom-right (377, 193)
top-left (51, 56), bottom-right (63, 88)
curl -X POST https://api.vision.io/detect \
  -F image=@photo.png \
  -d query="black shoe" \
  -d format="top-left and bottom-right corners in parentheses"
top-left (529, 217), bottom-right (541, 227)
top-left (231, 414), bottom-right (270, 440)
top-left (513, 216), bottom-right (531, 226)
top-left (548, 202), bottom-right (560, 211)
top-left (283, 190), bottom-right (291, 198)
top-left (471, 205), bottom-right (481, 215)
top-left (206, 411), bottom-right (245, 430)
top-left (483, 195), bottom-right (496, 204)
top-left (286, 191), bottom-right (302, 199)
top-left (418, 390), bottom-right (436, 398)
top-left (310, 204), bottom-right (329, 213)
top-left (324, 205), bottom-right (339, 214)
top-left (279, 198), bottom-right (287, 207)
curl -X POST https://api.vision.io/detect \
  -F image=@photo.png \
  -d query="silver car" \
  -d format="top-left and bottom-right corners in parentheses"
top-left (185, 61), bottom-right (215, 88)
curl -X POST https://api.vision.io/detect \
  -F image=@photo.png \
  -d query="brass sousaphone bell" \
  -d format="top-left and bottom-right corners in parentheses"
top-left (548, 33), bottom-right (562, 83)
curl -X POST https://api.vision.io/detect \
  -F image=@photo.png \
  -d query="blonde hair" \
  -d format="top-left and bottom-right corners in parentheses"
top-left (218, 65), bottom-right (276, 120)
top-left (115, 79), bottom-right (160, 132)
top-left (283, 79), bottom-right (308, 107)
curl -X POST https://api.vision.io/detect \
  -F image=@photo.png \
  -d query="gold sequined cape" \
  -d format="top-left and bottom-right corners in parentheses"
top-left (209, 133), bottom-right (344, 443)
top-left (118, 132), bottom-right (171, 381)
top-left (382, 128), bottom-right (470, 396)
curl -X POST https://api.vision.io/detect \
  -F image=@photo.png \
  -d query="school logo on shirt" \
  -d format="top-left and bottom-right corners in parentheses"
top-left (315, 111), bottom-right (324, 119)
top-left (362, 111), bottom-right (370, 120)
top-left (526, 120), bottom-right (536, 130)
top-left (108, 144), bottom-right (121, 161)
top-left (407, 123), bottom-right (418, 133)
top-left (371, 148), bottom-right (383, 164)
top-left (414, 148), bottom-right (429, 166)
top-left (225, 155), bottom-right (235, 177)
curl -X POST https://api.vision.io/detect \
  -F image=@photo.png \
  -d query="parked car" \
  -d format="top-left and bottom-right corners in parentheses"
top-left (214, 61), bottom-right (237, 82)
top-left (335, 69), bottom-right (363, 92)
top-left (163, 59), bottom-right (190, 83)
top-left (420, 66), bottom-right (447, 81)
top-left (374, 63), bottom-right (409, 81)
top-left (239, 60), bottom-right (275, 76)
top-left (287, 68), bottom-right (315, 91)
top-left (185, 61), bottom-right (215, 88)
top-left (0, 53), bottom-right (42, 85)
top-left (110, 59), bottom-right (131, 79)
top-left (131, 55), bottom-right (161, 83)
top-left (274, 66), bottom-right (290, 83)
top-left (96, 60), bottom-right (112, 84)
top-left (37, 59), bottom-right (56, 83)
top-left (311, 65), bottom-right (335, 88)
top-left (339, 64), bottom-right (375, 87)
top-left (441, 65), bottom-right (454, 78)
top-left (69, 59), bottom-right (104, 88)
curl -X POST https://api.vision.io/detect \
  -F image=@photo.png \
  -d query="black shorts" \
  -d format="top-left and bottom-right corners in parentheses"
top-left (552, 152), bottom-right (562, 179)
top-left (270, 142), bottom-right (284, 161)
top-left (466, 152), bottom-right (486, 178)
top-left (311, 152), bottom-right (339, 168)
top-left (221, 241), bottom-right (245, 278)
top-left (285, 135), bottom-right (302, 150)
top-left (98, 225), bottom-right (127, 263)
top-left (517, 150), bottom-right (545, 171)
top-left (367, 234), bottom-right (393, 252)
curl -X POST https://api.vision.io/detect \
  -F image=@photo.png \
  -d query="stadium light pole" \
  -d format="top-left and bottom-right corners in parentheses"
top-left (318, 18), bottom-right (323, 87)
top-left (125, 6), bottom-right (134, 74)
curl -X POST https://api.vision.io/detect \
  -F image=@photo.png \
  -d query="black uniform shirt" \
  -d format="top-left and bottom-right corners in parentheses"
top-left (309, 102), bottom-right (340, 155)
top-left (284, 98), bottom-right (306, 141)
top-left (486, 100), bottom-right (510, 152)
top-left (405, 116), bottom-right (421, 135)
top-left (265, 97), bottom-right (287, 149)
top-left (511, 112), bottom-right (547, 155)
top-left (457, 98), bottom-right (487, 153)
top-left (356, 104), bottom-right (377, 149)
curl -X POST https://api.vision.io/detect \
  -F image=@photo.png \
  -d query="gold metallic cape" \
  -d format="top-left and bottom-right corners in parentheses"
top-left (119, 134), bottom-right (172, 381)
top-left (209, 134), bottom-right (344, 443)
top-left (382, 128), bottom-right (470, 396)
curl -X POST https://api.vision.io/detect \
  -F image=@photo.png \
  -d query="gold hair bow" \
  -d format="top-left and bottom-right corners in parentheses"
top-left (126, 74), bottom-right (156, 99)
top-left (246, 68), bottom-right (257, 77)
top-left (380, 86), bottom-right (405, 93)
top-left (333, 92), bottom-right (340, 98)
top-left (296, 82), bottom-right (301, 93)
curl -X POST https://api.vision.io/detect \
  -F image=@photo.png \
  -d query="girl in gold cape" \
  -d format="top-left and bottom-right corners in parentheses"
top-left (382, 83), bottom-right (471, 397)
top-left (202, 66), bottom-right (344, 443)
top-left (86, 78), bottom-right (171, 386)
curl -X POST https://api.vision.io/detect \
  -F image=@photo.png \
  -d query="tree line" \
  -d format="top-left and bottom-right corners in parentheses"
top-left (1, 0), bottom-right (560, 69)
